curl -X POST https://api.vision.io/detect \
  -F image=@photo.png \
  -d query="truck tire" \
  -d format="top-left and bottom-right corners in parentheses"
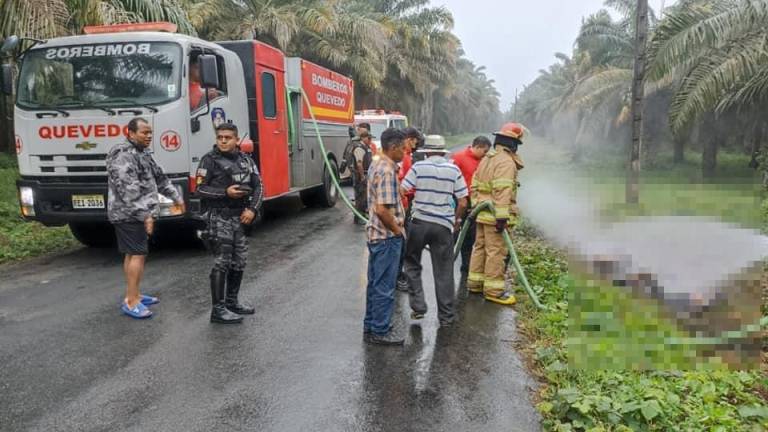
top-left (69, 222), bottom-right (116, 248)
top-left (317, 161), bottom-right (339, 208)
top-left (300, 161), bottom-right (339, 208)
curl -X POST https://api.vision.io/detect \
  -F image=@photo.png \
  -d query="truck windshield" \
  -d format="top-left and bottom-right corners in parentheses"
top-left (368, 120), bottom-right (388, 139)
top-left (17, 42), bottom-right (182, 110)
top-left (367, 119), bottom-right (407, 139)
top-left (390, 119), bottom-right (407, 129)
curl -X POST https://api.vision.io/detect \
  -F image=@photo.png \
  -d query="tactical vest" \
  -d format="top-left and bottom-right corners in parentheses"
top-left (203, 150), bottom-right (255, 210)
top-left (346, 139), bottom-right (373, 180)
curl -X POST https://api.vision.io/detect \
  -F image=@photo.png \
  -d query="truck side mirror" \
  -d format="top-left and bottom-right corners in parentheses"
top-left (1, 64), bottom-right (13, 95)
top-left (198, 55), bottom-right (219, 89)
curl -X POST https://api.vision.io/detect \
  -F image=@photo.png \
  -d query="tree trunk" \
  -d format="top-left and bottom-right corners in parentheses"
top-left (673, 132), bottom-right (685, 164)
top-left (419, 85), bottom-right (435, 133)
top-left (0, 94), bottom-right (12, 154)
top-left (626, 0), bottom-right (649, 204)
top-left (702, 127), bottom-right (718, 179)
top-left (571, 114), bottom-right (587, 162)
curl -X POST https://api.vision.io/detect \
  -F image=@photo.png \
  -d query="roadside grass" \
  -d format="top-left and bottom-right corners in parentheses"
top-left (0, 153), bottom-right (77, 264)
top-left (525, 140), bottom-right (762, 230)
top-left (511, 222), bottom-right (768, 431)
top-left (510, 140), bottom-right (767, 430)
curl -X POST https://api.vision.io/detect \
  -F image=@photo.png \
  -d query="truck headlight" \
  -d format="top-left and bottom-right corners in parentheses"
top-left (158, 185), bottom-right (185, 217)
top-left (19, 186), bottom-right (35, 217)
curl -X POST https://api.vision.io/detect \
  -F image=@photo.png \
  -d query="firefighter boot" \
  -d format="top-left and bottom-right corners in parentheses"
top-left (210, 270), bottom-right (243, 324)
top-left (484, 291), bottom-right (517, 306)
top-left (225, 270), bottom-right (255, 315)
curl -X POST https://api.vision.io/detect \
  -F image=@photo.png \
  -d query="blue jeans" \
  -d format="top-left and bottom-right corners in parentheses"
top-left (364, 236), bottom-right (403, 335)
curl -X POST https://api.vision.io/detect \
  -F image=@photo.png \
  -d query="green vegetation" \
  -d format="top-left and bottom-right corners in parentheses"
top-left (526, 138), bottom-right (763, 230)
top-left (0, 154), bottom-right (76, 264)
top-left (516, 0), bottom-right (768, 180)
top-left (511, 136), bottom-right (767, 430)
top-left (512, 222), bottom-right (768, 431)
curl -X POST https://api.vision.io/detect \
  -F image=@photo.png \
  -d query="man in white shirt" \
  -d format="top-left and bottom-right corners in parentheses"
top-left (400, 135), bottom-right (468, 327)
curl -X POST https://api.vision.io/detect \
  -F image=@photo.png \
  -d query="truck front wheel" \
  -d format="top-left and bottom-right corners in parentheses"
top-left (300, 162), bottom-right (339, 208)
top-left (69, 222), bottom-right (116, 248)
top-left (318, 162), bottom-right (340, 208)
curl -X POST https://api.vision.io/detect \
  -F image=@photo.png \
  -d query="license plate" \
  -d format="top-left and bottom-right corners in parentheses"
top-left (72, 194), bottom-right (105, 209)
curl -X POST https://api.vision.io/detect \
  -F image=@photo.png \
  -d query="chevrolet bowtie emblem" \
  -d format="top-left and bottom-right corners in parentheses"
top-left (75, 141), bottom-right (97, 151)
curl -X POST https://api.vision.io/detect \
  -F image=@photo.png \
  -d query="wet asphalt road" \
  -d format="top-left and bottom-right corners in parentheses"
top-left (0, 195), bottom-right (540, 432)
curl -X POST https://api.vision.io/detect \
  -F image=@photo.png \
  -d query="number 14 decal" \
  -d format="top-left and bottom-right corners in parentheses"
top-left (161, 131), bottom-right (181, 152)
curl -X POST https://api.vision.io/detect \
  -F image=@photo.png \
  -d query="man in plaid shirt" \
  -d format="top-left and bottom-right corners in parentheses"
top-left (363, 128), bottom-right (407, 346)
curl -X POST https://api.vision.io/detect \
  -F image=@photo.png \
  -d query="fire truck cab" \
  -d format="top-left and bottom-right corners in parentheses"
top-left (5, 23), bottom-right (353, 246)
top-left (354, 109), bottom-right (409, 149)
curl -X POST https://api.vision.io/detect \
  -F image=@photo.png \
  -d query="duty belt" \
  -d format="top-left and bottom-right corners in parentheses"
top-left (210, 207), bottom-right (245, 217)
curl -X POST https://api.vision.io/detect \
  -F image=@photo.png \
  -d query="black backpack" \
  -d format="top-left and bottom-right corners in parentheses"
top-left (340, 138), bottom-right (357, 174)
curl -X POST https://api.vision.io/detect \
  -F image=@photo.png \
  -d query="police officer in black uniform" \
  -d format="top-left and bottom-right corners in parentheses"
top-left (347, 130), bottom-right (374, 225)
top-left (195, 123), bottom-right (263, 324)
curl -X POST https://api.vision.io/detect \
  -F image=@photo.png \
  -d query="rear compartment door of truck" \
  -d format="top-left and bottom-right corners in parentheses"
top-left (256, 63), bottom-right (289, 198)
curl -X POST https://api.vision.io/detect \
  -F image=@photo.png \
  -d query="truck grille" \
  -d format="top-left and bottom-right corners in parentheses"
top-left (31, 154), bottom-right (107, 175)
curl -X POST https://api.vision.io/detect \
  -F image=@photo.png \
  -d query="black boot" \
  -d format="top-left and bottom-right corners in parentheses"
top-left (225, 270), bottom-right (255, 315)
top-left (210, 270), bottom-right (243, 324)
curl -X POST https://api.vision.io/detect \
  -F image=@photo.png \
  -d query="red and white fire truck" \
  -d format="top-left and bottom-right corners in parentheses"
top-left (1, 23), bottom-right (354, 246)
top-left (354, 109), bottom-right (408, 149)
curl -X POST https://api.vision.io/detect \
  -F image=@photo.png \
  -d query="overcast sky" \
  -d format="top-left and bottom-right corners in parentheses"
top-left (436, 0), bottom-right (670, 109)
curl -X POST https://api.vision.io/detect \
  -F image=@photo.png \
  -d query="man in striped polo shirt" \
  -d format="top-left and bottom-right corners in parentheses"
top-left (401, 135), bottom-right (468, 327)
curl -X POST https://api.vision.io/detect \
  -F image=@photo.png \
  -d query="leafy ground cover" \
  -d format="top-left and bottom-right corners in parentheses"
top-left (510, 141), bottom-right (767, 431)
top-left (0, 153), bottom-right (77, 264)
top-left (512, 221), bottom-right (768, 431)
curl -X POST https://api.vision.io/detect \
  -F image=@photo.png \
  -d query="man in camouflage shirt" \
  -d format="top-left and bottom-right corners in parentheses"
top-left (107, 117), bottom-right (184, 319)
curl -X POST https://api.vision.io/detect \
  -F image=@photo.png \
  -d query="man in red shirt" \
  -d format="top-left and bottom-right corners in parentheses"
top-left (451, 136), bottom-right (492, 279)
top-left (189, 56), bottom-right (221, 111)
top-left (398, 128), bottom-right (423, 208)
top-left (395, 127), bottom-right (423, 292)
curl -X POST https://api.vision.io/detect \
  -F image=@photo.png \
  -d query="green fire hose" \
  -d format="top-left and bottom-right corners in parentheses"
top-left (453, 202), bottom-right (547, 310)
top-left (299, 88), bottom-right (546, 310)
top-left (299, 89), bottom-right (368, 223)
top-left (664, 315), bottom-right (768, 347)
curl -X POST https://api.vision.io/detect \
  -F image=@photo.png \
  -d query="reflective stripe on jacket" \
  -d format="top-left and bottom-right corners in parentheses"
top-left (470, 146), bottom-right (524, 225)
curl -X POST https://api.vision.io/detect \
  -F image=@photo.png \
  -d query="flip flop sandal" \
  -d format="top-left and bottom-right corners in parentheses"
top-left (121, 301), bottom-right (153, 319)
top-left (140, 294), bottom-right (159, 306)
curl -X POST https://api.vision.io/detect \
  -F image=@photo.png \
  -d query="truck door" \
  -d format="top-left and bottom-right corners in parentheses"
top-left (256, 65), bottom-right (289, 197)
top-left (186, 49), bottom-right (235, 185)
top-left (287, 90), bottom-right (305, 188)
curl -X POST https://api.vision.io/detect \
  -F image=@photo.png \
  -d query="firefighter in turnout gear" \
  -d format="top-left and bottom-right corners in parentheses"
top-left (195, 123), bottom-right (264, 324)
top-left (467, 123), bottom-right (525, 306)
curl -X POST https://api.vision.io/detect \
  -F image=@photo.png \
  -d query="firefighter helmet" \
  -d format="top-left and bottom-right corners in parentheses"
top-left (494, 123), bottom-right (524, 140)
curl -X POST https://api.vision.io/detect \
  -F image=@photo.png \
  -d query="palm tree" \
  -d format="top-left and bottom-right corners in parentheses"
top-left (0, 0), bottom-right (196, 153)
top-left (647, 0), bottom-right (768, 134)
top-left (0, 0), bottom-right (69, 41)
top-left (646, 0), bottom-right (768, 176)
top-left (627, 0), bottom-right (650, 204)
top-left (66, 0), bottom-right (195, 34)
